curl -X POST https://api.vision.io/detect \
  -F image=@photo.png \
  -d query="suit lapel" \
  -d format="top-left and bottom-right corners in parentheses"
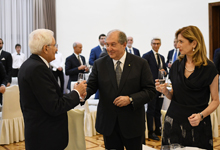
top-left (117, 53), bottom-right (132, 94)
top-left (150, 51), bottom-right (159, 69)
top-left (106, 57), bottom-right (118, 90)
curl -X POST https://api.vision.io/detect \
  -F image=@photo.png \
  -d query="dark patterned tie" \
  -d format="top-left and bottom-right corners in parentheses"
top-left (156, 53), bottom-right (161, 69)
top-left (78, 55), bottom-right (81, 65)
top-left (116, 61), bottom-right (122, 87)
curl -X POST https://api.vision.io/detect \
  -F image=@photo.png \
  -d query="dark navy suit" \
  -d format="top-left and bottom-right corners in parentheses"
top-left (142, 50), bottom-right (167, 133)
top-left (214, 48), bottom-right (220, 74)
top-left (0, 50), bottom-right (12, 83)
top-left (166, 49), bottom-right (180, 68)
top-left (125, 47), bottom-right (140, 56)
top-left (89, 45), bottom-right (103, 99)
top-left (89, 45), bottom-right (102, 66)
top-left (65, 53), bottom-right (86, 90)
top-left (0, 61), bottom-right (7, 104)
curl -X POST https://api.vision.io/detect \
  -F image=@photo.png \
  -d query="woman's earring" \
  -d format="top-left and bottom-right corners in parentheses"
top-left (193, 48), bottom-right (195, 52)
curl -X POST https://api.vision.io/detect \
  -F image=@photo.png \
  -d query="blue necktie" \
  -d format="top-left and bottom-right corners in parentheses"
top-left (173, 50), bottom-right (177, 63)
top-left (129, 49), bottom-right (132, 54)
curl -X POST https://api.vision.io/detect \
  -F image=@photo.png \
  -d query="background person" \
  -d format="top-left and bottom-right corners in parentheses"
top-left (12, 44), bottom-right (26, 77)
top-left (142, 37), bottom-right (167, 141)
top-left (0, 38), bottom-right (12, 86)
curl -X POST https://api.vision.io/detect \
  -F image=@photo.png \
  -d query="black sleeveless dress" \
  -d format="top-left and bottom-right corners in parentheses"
top-left (162, 56), bottom-right (218, 150)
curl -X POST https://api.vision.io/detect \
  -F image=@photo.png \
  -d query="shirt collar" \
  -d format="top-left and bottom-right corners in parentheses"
top-left (99, 45), bottom-right (105, 50)
top-left (112, 51), bottom-right (127, 66)
top-left (152, 49), bottom-right (159, 55)
top-left (0, 49), bottom-right (2, 55)
top-left (73, 52), bottom-right (80, 57)
top-left (38, 55), bottom-right (49, 68)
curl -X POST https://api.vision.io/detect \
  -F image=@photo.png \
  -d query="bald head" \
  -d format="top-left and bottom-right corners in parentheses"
top-left (73, 42), bottom-right (82, 55)
top-left (127, 36), bottom-right (133, 48)
top-left (106, 30), bottom-right (127, 60)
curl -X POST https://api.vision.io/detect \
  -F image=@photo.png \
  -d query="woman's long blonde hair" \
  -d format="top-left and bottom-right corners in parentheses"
top-left (175, 25), bottom-right (208, 67)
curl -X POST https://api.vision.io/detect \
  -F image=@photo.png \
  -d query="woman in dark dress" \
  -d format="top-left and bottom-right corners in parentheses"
top-left (156, 26), bottom-right (219, 150)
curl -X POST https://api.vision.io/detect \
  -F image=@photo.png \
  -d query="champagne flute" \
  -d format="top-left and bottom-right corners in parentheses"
top-left (77, 73), bottom-right (85, 101)
top-left (158, 70), bottom-right (165, 98)
top-left (78, 73), bottom-right (85, 84)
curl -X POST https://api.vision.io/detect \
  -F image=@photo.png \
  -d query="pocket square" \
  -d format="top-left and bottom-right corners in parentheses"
top-left (1, 58), bottom-right (5, 60)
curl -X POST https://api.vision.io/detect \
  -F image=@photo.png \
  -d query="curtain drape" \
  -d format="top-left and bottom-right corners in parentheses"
top-left (33, 0), bottom-right (56, 39)
top-left (0, 0), bottom-right (33, 57)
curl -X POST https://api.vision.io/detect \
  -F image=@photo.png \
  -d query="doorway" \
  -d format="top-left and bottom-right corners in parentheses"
top-left (209, 2), bottom-right (220, 60)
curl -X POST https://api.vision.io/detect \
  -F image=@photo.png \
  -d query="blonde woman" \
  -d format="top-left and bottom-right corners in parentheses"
top-left (156, 26), bottom-right (219, 150)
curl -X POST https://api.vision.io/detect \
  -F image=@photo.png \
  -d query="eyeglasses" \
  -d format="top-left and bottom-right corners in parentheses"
top-left (47, 44), bottom-right (58, 48)
top-left (152, 43), bottom-right (161, 45)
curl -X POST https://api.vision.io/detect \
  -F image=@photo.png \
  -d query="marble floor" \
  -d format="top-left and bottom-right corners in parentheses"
top-left (1, 126), bottom-right (220, 150)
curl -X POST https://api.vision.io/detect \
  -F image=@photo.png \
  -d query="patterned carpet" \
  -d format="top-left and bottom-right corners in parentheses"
top-left (1, 126), bottom-right (220, 150)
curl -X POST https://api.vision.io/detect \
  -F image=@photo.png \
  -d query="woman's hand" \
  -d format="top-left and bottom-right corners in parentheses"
top-left (188, 113), bottom-right (201, 127)
top-left (155, 79), bottom-right (168, 95)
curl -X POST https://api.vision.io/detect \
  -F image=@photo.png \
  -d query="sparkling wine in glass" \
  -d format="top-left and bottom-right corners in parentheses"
top-left (158, 70), bottom-right (165, 98)
top-left (78, 73), bottom-right (85, 84)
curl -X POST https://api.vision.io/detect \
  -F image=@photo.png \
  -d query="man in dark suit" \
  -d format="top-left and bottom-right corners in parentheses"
top-left (0, 61), bottom-right (7, 104)
top-left (0, 38), bottom-right (12, 86)
top-left (142, 37), bottom-right (168, 141)
top-left (85, 30), bottom-right (156, 150)
top-left (213, 47), bottom-right (220, 74)
top-left (166, 38), bottom-right (180, 69)
top-left (125, 36), bottom-right (140, 56)
top-left (18, 29), bottom-right (87, 150)
top-left (65, 42), bottom-right (89, 91)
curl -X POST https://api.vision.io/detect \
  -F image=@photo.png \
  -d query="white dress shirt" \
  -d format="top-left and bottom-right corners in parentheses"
top-left (50, 52), bottom-right (64, 71)
top-left (99, 45), bottom-right (105, 51)
top-left (73, 52), bottom-right (83, 65)
top-left (127, 47), bottom-right (134, 55)
top-left (12, 52), bottom-right (26, 69)
top-left (112, 51), bottom-right (127, 71)
top-left (152, 49), bottom-right (162, 68)
top-left (171, 49), bottom-right (179, 62)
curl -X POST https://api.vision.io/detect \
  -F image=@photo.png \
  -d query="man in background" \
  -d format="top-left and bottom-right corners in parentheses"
top-left (89, 34), bottom-right (106, 99)
top-left (0, 38), bottom-right (12, 86)
top-left (214, 47), bottom-right (220, 74)
top-left (89, 34), bottom-right (106, 66)
top-left (166, 38), bottom-right (180, 69)
top-left (12, 44), bottom-right (26, 77)
top-left (0, 61), bottom-right (7, 104)
top-left (142, 37), bottom-right (167, 141)
top-left (85, 30), bottom-right (156, 150)
top-left (18, 29), bottom-right (87, 150)
top-left (125, 36), bottom-right (140, 56)
top-left (50, 45), bottom-right (64, 93)
top-left (65, 42), bottom-right (89, 91)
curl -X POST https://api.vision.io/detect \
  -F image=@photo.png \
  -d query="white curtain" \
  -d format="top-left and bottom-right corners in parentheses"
top-left (0, 0), bottom-right (33, 58)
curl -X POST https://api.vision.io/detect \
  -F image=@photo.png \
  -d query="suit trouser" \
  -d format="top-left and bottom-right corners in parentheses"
top-left (103, 119), bottom-right (144, 150)
top-left (12, 68), bottom-right (19, 77)
top-left (147, 91), bottom-right (164, 132)
top-left (52, 70), bottom-right (64, 93)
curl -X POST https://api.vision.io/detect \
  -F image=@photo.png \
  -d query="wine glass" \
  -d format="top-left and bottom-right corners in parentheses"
top-left (78, 73), bottom-right (85, 84)
top-left (158, 70), bottom-right (165, 98)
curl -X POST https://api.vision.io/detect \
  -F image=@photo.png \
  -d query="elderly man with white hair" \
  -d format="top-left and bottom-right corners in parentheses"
top-left (18, 29), bottom-right (87, 150)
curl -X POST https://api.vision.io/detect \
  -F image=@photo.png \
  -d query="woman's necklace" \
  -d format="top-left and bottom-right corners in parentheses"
top-left (185, 66), bottom-right (194, 72)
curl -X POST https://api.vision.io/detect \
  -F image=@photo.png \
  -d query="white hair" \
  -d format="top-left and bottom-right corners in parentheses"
top-left (29, 29), bottom-right (54, 54)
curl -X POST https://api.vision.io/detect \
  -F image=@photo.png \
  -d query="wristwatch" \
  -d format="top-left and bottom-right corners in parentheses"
top-left (199, 112), bottom-right (204, 121)
top-left (129, 97), bottom-right (133, 104)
